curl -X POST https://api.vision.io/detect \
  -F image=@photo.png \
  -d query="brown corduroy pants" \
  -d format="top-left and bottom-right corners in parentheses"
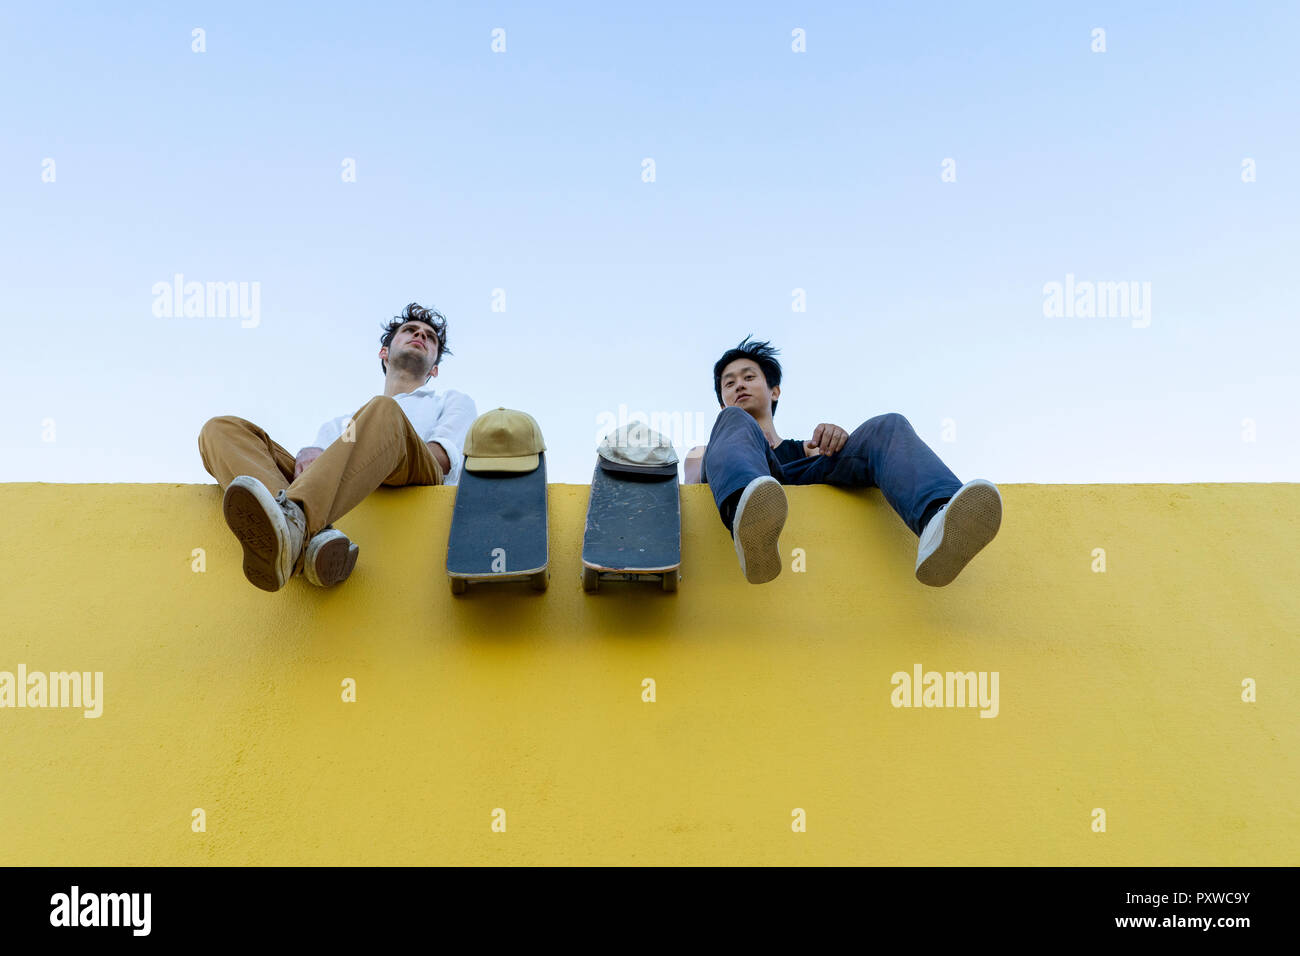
top-left (198, 395), bottom-right (443, 538)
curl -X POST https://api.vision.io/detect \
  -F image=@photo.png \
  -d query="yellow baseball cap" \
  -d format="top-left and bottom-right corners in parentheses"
top-left (463, 408), bottom-right (546, 473)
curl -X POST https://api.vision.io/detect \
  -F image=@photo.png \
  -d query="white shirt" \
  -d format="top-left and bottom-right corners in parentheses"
top-left (309, 385), bottom-right (478, 485)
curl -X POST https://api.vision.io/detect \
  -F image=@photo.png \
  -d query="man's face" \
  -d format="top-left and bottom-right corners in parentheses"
top-left (719, 358), bottom-right (777, 418)
top-left (381, 321), bottom-right (441, 379)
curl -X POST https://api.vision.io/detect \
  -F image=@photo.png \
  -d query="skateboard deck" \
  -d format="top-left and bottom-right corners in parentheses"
top-left (446, 454), bottom-right (548, 593)
top-left (581, 461), bottom-right (681, 592)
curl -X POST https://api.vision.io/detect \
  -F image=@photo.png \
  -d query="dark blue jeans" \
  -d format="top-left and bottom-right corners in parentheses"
top-left (701, 406), bottom-right (963, 536)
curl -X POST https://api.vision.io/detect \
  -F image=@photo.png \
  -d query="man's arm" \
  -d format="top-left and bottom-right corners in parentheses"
top-left (683, 445), bottom-right (706, 484)
top-left (426, 391), bottom-right (478, 484)
top-left (426, 441), bottom-right (451, 475)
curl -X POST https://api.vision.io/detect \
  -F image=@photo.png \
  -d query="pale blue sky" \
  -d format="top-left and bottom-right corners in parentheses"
top-left (1, 1), bottom-right (1296, 485)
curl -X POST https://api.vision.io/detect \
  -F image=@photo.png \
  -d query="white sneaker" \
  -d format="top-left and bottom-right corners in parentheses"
top-left (303, 528), bottom-right (359, 588)
top-left (915, 479), bottom-right (1002, 587)
top-left (731, 476), bottom-right (787, 584)
top-left (222, 477), bottom-right (307, 592)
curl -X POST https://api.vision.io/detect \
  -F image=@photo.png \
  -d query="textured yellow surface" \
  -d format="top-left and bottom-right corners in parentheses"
top-left (1, 482), bottom-right (1296, 865)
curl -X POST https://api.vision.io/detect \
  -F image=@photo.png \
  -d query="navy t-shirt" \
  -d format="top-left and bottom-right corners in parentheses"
top-left (772, 438), bottom-right (807, 466)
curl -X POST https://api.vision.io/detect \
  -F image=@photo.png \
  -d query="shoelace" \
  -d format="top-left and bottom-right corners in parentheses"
top-left (275, 490), bottom-right (309, 576)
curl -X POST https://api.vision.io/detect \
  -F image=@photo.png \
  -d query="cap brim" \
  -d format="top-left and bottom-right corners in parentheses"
top-left (597, 455), bottom-right (678, 477)
top-left (465, 453), bottom-right (540, 474)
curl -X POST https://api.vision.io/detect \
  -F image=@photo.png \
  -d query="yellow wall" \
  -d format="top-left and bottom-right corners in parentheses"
top-left (1, 482), bottom-right (1296, 865)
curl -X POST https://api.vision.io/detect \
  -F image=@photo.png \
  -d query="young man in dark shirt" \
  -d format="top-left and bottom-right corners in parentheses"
top-left (684, 337), bottom-right (1002, 585)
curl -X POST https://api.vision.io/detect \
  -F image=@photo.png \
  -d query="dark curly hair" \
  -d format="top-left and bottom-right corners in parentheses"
top-left (713, 335), bottom-right (782, 415)
top-left (379, 303), bottom-right (451, 373)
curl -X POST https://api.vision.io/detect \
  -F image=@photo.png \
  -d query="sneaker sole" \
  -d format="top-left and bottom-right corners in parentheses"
top-left (305, 531), bottom-right (359, 588)
top-left (915, 481), bottom-right (1002, 587)
top-left (222, 478), bottom-right (293, 592)
top-left (733, 478), bottom-right (787, 584)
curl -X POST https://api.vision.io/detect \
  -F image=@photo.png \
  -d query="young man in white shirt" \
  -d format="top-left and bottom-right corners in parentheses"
top-left (684, 336), bottom-right (1001, 586)
top-left (198, 303), bottom-right (477, 592)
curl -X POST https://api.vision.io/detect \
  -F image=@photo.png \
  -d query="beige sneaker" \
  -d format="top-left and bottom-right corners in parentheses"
top-left (731, 476), bottom-right (787, 584)
top-left (222, 477), bottom-right (307, 592)
top-left (303, 528), bottom-right (359, 588)
top-left (915, 479), bottom-right (1002, 587)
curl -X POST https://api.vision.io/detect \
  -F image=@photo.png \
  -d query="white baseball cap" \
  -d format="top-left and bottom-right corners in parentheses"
top-left (597, 424), bottom-right (678, 476)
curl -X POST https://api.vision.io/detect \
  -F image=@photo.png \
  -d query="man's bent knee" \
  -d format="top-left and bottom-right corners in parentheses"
top-left (361, 395), bottom-right (401, 413)
top-left (201, 414), bottom-right (245, 432)
top-left (711, 405), bottom-right (762, 437)
top-left (197, 416), bottom-right (250, 475)
top-left (199, 415), bottom-right (253, 444)
top-left (862, 412), bottom-right (911, 432)
top-left (842, 413), bottom-right (911, 452)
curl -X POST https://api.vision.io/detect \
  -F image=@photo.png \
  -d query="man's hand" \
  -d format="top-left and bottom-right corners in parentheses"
top-left (295, 447), bottom-right (324, 477)
top-left (804, 424), bottom-right (848, 458)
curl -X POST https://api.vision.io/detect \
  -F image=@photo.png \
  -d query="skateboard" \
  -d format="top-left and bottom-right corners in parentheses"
top-left (446, 453), bottom-right (549, 594)
top-left (581, 460), bottom-right (681, 592)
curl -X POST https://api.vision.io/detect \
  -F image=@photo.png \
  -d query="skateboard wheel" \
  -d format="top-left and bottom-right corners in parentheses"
top-left (661, 571), bottom-right (678, 592)
top-left (530, 570), bottom-right (549, 592)
top-left (581, 567), bottom-right (599, 592)
top-left (450, 577), bottom-right (468, 595)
